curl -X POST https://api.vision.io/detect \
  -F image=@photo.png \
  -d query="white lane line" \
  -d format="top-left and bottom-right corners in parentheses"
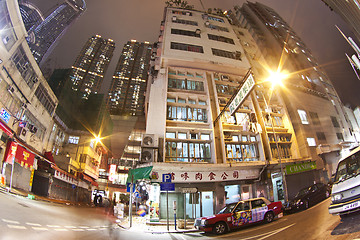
top-left (72, 229), bottom-right (85, 231)
top-left (26, 222), bottom-right (42, 227)
top-left (239, 223), bottom-right (296, 240)
top-left (32, 227), bottom-right (48, 231)
top-left (2, 219), bottom-right (20, 224)
top-left (86, 228), bottom-right (97, 231)
top-left (54, 228), bottom-right (68, 232)
top-left (79, 226), bottom-right (89, 228)
top-left (65, 226), bottom-right (77, 228)
top-left (7, 225), bottom-right (26, 229)
top-left (47, 225), bottom-right (61, 228)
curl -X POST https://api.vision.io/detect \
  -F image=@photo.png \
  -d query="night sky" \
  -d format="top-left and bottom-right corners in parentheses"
top-left (31, 0), bottom-right (360, 109)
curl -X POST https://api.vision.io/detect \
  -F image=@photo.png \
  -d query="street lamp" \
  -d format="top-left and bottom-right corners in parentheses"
top-left (263, 70), bottom-right (289, 203)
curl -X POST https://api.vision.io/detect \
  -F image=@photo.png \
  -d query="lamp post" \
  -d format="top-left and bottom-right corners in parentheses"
top-left (262, 70), bottom-right (289, 203)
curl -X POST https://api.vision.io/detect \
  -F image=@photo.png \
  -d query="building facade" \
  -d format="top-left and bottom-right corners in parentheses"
top-left (321, 0), bottom-right (360, 44)
top-left (0, 0), bottom-right (58, 192)
top-left (107, 40), bottom-right (152, 116)
top-left (24, 0), bottom-right (86, 66)
top-left (142, 5), bottom-right (356, 221)
top-left (70, 35), bottom-right (115, 99)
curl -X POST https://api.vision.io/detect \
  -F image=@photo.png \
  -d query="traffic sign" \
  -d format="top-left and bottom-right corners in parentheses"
top-left (162, 173), bottom-right (172, 183)
top-left (160, 182), bottom-right (175, 191)
top-left (126, 182), bottom-right (135, 193)
top-left (181, 187), bottom-right (198, 193)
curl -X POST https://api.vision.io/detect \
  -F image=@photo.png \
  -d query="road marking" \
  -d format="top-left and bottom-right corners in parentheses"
top-left (72, 229), bottom-right (85, 231)
top-left (54, 228), bottom-right (68, 231)
top-left (7, 225), bottom-right (26, 229)
top-left (32, 227), bottom-right (48, 231)
top-left (2, 219), bottom-right (20, 224)
top-left (86, 228), bottom-right (97, 231)
top-left (26, 222), bottom-right (42, 226)
top-left (65, 226), bottom-right (76, 228)
top-left (237, 223), bottom-right (296, 240)
top-left (47, 225), bottom-right (61, 228)
top-left (79, 226), bottom-right (89, 228)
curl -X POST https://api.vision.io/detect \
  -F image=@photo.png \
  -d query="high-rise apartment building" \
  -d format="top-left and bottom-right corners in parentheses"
top-left (18, 1), bottom-right (44, 32)
top-left (25, 0), bottom-right (86, 66)
top-left (107, 40), bottom-right (152, 116)
top-left (141, 4), bottom-right (355, 220)
top-left (70, 35), bottom-right (115, 99)
top-left (321, 0), bottom-right (360, 43)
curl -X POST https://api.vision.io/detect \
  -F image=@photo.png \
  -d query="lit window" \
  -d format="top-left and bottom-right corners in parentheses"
top-left (68, 136), bottom-right (79, 144)
top-left (178, 133), bottom-right (187, 139)
top-left (232, 135), bottom-right (239, 141)
top-left (307, 138), bottom-right (316, 146)
top-left (201, 134), bottom-right (210, 140)
top-left (297, 109), bottom-right (309, 124)
top-left (166, 132), bottom-right (176, 138)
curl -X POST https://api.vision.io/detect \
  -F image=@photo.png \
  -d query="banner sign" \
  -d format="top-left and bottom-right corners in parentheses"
top-left (285, 161), bottom-right (317, 175)
top-left (5, 141), bottom-right (35, 168)
top-left (229, 74), bottom-right (255, 115)
top-left (151, 168), bottom-right (259, 183)
top-left (0, 108), bottom-right (11, 123)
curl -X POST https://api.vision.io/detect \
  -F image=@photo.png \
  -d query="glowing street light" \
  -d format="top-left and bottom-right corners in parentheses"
top-left (263, 70), bottom-right (289, 203)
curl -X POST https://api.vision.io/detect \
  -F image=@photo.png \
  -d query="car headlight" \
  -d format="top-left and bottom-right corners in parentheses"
top-left (201, 219), bottom-right (208, 225)
top-left (331, 194), bottom-right (343, 202)
top-left (296, 199), bottom-right (302, 205)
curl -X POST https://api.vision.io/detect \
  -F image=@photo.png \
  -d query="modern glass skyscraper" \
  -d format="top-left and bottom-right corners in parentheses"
top-left (107, 40), bottom-right (152, 115)
top-left (25, 0), bottom-right (86, 66)
top-left (70, 35), bottom-right (115, 99)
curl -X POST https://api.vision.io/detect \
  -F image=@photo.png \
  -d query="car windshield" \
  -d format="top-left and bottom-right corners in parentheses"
top-left (295, 187), bottom-right (310, 198)
top-left (335, 151), bottom-right (360, 182)
top-left (218, 202), bottom-right (237, 214)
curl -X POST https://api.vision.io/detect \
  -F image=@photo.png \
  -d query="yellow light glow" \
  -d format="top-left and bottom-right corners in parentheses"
top-left (266, 69), bottom-right (288, 87)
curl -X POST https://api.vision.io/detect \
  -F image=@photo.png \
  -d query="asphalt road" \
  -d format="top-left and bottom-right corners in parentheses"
top-left (1, 191), bottom-right (359, 240)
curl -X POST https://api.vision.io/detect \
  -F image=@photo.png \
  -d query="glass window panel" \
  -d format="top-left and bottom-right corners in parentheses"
top-left (200, 143), bottom-right (204, 158)
top-left (178, 98), bottom-right (186, 103)
top-left (178, 133), bottom-right (187, 139)
top-left (188, 107), bottom-right (192, 120)
top-left (166, 132), bottom-right (176, 138)
top-left (171, 142), bottom-right (177, 157)
top-left (177, 107), bottom-right (182, 120)
top-left (195, 144), bottom-right (200, 158)
top-left (232, 145), bottom-right (236, 157)
top-left (181, 107), bottom-right (187, 120)
top-left (189, 143), bottom-right (194, 158)
top-left (242, 136), bottom-right (248, 142)
top-left (167, 98), bottom-right (176, 102)
top-left (201, 134), bottom-right (210, 140)
top-left (183, 143), bottom-right (188, 158)
top-left (232, 136), bottom-right (239, 141)
top-left (199, 100), bottom-right (206, 105)
top-left (227, 145), bottom-right (233, 158)
top-left (177, 142), bottom-right (183, 157)
top-left (205, 143), bottom-right (211, 159)
top-left (236, 145), bottom-right (242, 159)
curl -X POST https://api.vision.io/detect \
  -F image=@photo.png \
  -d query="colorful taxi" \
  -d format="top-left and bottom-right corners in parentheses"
top-left (194, 197), bottom-right (283, 234)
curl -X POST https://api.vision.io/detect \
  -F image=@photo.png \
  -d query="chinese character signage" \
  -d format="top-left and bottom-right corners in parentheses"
top-left (5, 141), bottom-right (35, 168)
top-left (0, 108), bottom-right (11, 123)
top-left (109, 164), bottom-right (117, 181)
top-left (151, 168), bottom-right (259, 183)
top-left (229, 74), bottom-right (255, 115)
top-left (54, 170), bottom-right (78, 185)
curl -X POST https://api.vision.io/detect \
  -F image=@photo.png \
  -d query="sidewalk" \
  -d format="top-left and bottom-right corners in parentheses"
top-left (0, 186), bottom-right (199, 234)
top-left (116, 215), bottom-right (199, 234)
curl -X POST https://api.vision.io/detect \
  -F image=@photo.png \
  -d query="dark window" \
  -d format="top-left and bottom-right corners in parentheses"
top-left (330, 116), bottom-right (340, 128)
top-left (208, 34), bottom-right (234, 44)
top-left (212, 48), bottom-right (241, 60)
top-left (171, 28), bottom-right (200, 38)
top-left (309, 112), bottom-right (320, 125)
top-left (172, 18), bottom-right (198, 26)
top-left (205, 23), bottom-right (229, 32)
top-left (316, 132), bottom-right (326, 141)
top-left (336, 133), bottom-right (344, 141)
top-left (171, 42), bottom-right (204, 53)
top-left (251, 199), bottom-right (265, 209)
top-left (172, 10), bottom-right (192, 16)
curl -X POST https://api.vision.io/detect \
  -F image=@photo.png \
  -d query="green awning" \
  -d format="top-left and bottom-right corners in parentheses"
top-left (126, 166), bottom-right (153, 183)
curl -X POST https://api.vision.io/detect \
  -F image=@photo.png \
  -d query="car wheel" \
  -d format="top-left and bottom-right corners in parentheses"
top-left (264, 212), bottom-right (274, 223)
top-left (213, 222), bottom-right (227, 235)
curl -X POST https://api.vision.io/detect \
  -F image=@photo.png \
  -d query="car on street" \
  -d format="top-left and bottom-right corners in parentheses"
top-left (194, 197), bottom-right (283, 235)
top-left (284, 183), bottom-right (330, 213)
top-left (329, 146), bottom-right (360, 218)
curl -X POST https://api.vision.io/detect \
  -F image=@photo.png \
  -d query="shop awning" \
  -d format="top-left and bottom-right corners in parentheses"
top-left (126, 166), bottom-right (153, 183)
top-left (0, 119), bottom-right (14, 138)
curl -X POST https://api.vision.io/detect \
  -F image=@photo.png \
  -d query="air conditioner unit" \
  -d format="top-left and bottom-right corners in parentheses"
top-left (172, 16), bottom-right (177, 21)
top-left (205, 21), bottom-right (210, 26)
top-left (141, 134), bottom-right (158, 148)
top-left (140, 148), bottom-right (157, 162)
top-left (221, 75), bottom-right (230, 81)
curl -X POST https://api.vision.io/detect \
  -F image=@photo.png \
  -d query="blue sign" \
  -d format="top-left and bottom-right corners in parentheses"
top-left (134, 190), bottom-right (141, 198)
top-left (160, 183), bottom-right (175, 191)
top-left (126, 182), bottom-right (135, 193)
top-left (0, 108), bottom-right (11, 123)
top-left (162, 173), bottom-right (172, 183)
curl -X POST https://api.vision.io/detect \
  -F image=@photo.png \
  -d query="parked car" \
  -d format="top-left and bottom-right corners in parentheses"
top-left (194, 197), bottom-right (283, 235)
top-left (329, 146), bottom-right (360, 218)
top-left (284, 183), bottom-right (330, 213)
